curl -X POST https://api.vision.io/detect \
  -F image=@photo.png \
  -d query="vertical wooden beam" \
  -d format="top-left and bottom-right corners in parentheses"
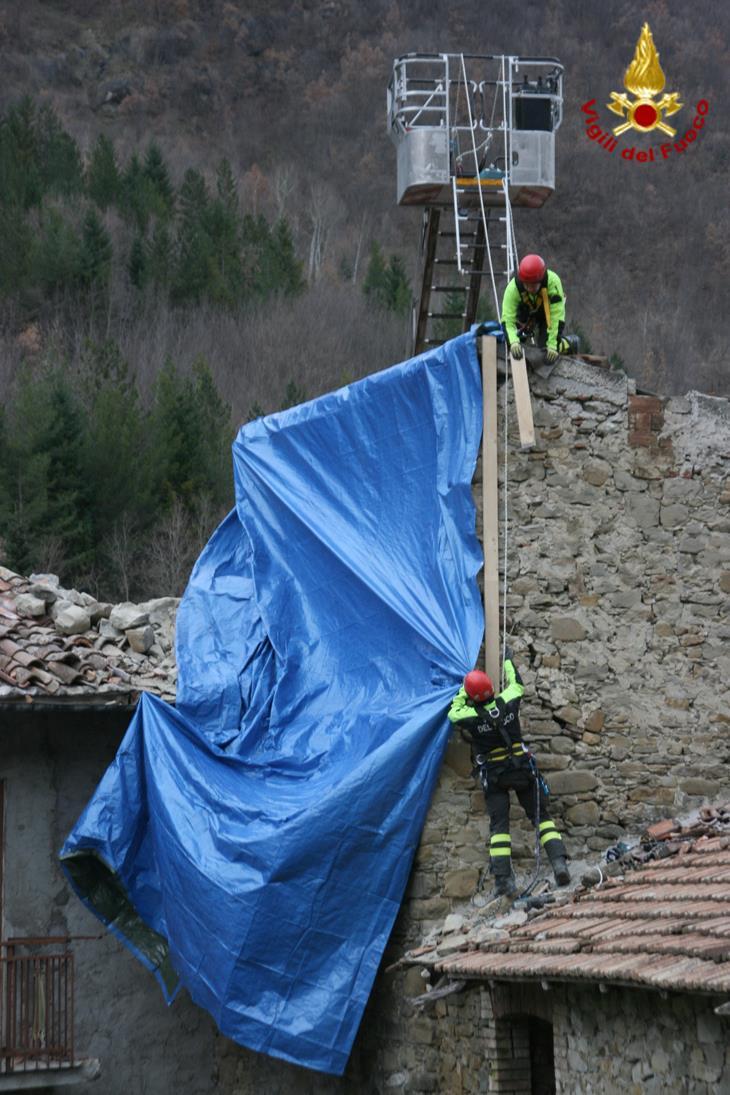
top-left (510, 356), bottom-right (535, 449)
top-left (481, 336), bottom-right (500, 687)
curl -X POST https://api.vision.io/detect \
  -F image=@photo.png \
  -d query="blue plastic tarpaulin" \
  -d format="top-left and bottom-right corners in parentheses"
top-left (61, 332), bottom-right (485, 1075)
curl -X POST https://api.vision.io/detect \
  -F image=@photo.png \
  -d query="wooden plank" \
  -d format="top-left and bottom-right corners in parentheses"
top-left (510, 354), bottom-right (535, 449)
top-left (481, 336), bottom-right (500, 687)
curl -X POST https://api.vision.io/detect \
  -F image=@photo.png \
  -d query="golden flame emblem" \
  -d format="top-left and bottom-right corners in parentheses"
top-left (607, 23), bottom-right (682, 136)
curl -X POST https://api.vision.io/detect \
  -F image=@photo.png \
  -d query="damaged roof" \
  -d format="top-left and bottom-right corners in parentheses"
top-left (0, 567), bottom-right (178, 706)
top-left (408, 808), bottom-right (730, 997)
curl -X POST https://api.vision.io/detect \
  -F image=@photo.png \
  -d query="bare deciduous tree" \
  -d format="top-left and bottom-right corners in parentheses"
top-left (306, 183), bottom-right (345, 283)
top-left (272, 163), bottom-right (298, 222)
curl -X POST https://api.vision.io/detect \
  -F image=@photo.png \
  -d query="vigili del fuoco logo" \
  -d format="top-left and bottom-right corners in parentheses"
top-left (581, 22), bottom-right (709, 162)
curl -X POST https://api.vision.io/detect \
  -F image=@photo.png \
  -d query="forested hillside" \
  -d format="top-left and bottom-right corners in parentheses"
top-left (0, 0), bottom-right (727, 599)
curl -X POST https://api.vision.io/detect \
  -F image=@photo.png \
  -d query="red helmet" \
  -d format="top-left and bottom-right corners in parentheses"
top-left (518, 254), bottom-right (547, 283)
top-left (464, 669), bottom-right (494, 702)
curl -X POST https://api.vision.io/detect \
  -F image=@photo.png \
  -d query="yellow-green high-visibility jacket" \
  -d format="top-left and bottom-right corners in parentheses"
top-left (448, 659), bottom-right (527, 764)
top-left (501, 269), bottom-right (565, 350)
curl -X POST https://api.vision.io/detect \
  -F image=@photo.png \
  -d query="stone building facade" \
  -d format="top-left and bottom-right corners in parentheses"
top-left (390, 361), bottom-right (730, 937)
top-left (221, 357), bottom-right (730, 1092)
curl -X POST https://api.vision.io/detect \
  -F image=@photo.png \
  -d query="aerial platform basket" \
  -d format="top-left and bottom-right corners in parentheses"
top-left (387, 53), bottom-right (564, 209)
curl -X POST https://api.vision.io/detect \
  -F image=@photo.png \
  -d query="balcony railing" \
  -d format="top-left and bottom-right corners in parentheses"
top-left (1, 938), bottom-right (74, 1075)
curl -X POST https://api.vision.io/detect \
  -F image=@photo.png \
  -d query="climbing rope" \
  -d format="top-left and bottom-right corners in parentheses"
top-left (459, 54), bottom-right (521, 689)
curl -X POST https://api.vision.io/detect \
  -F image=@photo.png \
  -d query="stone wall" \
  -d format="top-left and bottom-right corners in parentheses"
top-left (552, 983), bottom-right (729, 1094)
top-left (490, 364), bottom-right (730, 857)
top-left (221, 358), bottom-right (730, 1092)
top-left (346, 362), bottom-right (730, 1091)
top-left (377, 361), bottom-right (730, 951)
top-left (340, 977), bottom-right (730, 1094)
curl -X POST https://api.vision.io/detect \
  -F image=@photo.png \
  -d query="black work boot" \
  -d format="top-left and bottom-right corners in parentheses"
top-left (492, 872), bottom-right (517, 898)
top-left (545, 837), bottom-right (571, 887)
top-left (551, 855), bottom-right (571, 888)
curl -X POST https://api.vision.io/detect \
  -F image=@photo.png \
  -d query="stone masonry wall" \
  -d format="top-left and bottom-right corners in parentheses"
top-left (344, 974), bottom-right (730, 1094)
top-left (382, 363), bottom-right (730, 953)
top-left (222, 359), bottom-right (730, 1093)
top-left (553, 983), bottom-right (729, 1094)
top-left (492, 365), bottom-right (730, 858)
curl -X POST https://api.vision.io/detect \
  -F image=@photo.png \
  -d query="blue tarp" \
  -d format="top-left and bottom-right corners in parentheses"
top-left (61, 332), bottom-right (485, 1075)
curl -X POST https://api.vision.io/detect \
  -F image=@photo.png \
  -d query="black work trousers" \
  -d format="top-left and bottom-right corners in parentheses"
top-left (481, 763), bottom-right (565, 876)
top-left (483, 764), bottom-right (548, 830)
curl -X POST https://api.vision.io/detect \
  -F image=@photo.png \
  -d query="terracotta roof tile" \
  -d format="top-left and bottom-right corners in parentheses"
top-left (421, 811), bottom-right (730, 998)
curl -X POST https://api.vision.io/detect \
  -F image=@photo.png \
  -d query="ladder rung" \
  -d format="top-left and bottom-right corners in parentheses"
top-left (427, 312), bottom-right (467, 319)
top-left (429, 285), bottom-right (468, 292)
top-left (464, 269), bottom-right (509, 277)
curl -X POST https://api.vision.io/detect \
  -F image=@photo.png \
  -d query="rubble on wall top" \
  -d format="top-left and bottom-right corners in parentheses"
top-left (0, 566), bottom-right (178, 706)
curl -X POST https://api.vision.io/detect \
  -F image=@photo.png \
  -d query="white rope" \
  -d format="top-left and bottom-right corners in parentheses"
top-left (499, 57), bottom-right (519, 686)
top-left (459, 54), bottom-right (526, 690)
top-left (458, 54), bottom-right (500, 321)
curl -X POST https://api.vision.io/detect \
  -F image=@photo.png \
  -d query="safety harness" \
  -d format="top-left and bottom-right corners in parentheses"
top-left (514, 275), bottom-right (551, 331)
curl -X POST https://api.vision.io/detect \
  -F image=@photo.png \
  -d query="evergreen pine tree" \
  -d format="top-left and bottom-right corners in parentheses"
top-left (178, 167), bottom-right (209, 225)
top-left (2, 97), bottom-right (42, 209)
top-left (1, 366), bottom-right (93, 581)
top-left (149, 359), bottom-right (202, 505)
top-left (282, 379), bottom-right (307, 409)
top-left (79, 340), bottom-right (153, 537)
top-left (215, 159), bottom-right (238, 215)
top-left (79, 207), bottom-right (113, 289)
top-left (149, 357), bottom-right (233, 510)
top-left (87, 133), bottom-right (121, 210)
top-left (363, 244), bottom-right (410, 315)
top-left (205, 160), bottom-right (243, 305)
top-left (37, 104), bottom-right (84, 200)
top-left (0, 389), bottom-right (52, 577)
top-left (143, 141), bottom-right (175, 218)
top-left (384, 254), bottom-right (411, 316)
top-left (128, 235), bottom-right (147, 289)
top-left (146, 221), bottom-right (173, 288)
top-left (121, 152), bottom-right (155, 232)
top-left (241, 212), bottom-right (270, 298)
top-left (363, 243), bottom-right (389, 309)
top-left (172, 169), bottom-right (213, 303)
top-left (191, 357), bottom-right (234, 506)
top-left (31, 207), bottom-right (82, 295)
top-left (0, 203), bottom-right (32, 295)
top-left (39, 374), bottom-right (94, 579)
top-left (242, 212), bottom-right (304, 301)
top-left (268, 218), bottom-right (305, 296)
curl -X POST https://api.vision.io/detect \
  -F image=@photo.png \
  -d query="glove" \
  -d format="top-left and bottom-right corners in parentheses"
top-left (546, 346), bottom-right (559, 364)
top-left (509, 342), bottom-right (523, 360)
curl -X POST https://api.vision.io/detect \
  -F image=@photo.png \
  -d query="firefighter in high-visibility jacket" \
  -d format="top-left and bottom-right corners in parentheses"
top-left (448, 658), bottom-right (570, 897)
top-left (501, 253), bottom-right (572, 364)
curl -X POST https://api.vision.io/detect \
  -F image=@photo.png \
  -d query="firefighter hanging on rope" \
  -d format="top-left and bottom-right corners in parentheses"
top-left (501, 254), bottom-right (578, 364)
top-left (448, 655), bottom-right (570, 898)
